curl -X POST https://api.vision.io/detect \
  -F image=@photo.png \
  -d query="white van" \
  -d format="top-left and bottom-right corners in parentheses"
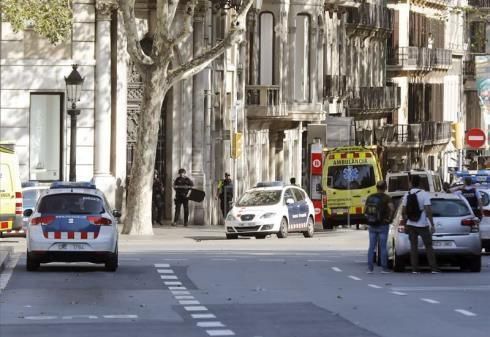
top-left (386, 170), bottom-right (443, 207)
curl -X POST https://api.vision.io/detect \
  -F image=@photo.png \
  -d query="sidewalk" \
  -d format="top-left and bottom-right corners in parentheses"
top-left (0, 246), bottom-right (13, 273)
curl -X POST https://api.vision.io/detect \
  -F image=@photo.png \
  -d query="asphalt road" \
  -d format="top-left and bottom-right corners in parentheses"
top-left (1, 230), bottom-right (489, 337)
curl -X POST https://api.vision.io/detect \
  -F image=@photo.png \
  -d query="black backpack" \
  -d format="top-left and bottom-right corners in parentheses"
top-left (406, 190), bottom-right (422, 222)
top-left (365, 194), bottom-right (385, 225)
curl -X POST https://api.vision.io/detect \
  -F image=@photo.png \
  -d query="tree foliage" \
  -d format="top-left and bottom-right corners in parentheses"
top-left (1, 0), bottom-right (72, 44)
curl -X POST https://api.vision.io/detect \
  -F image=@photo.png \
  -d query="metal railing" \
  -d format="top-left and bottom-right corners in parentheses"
top-left (324, 75), bottom-right (347, 99)
top-left (387, 47), bottom-right (452, 70)
top-left (469, 0), bottom-right (490, 8)
top-left (464, 60), bottom-right (476, 76)
top-left (381, 121), bottom-right (451, 147)
top-left (345, 4), bottom-right (392, 31)
top-left (245, 85), bottom-right (283, 117)
top-left (348, 85), bottom-right (400, 111)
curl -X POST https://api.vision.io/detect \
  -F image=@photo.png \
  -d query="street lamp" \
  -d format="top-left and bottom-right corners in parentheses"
top-left (64, 64), bottom-right (85, 182)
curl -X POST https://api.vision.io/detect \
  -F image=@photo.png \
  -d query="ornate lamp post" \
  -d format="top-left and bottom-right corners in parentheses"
top-left (64, 64), bottom-right (85, 182)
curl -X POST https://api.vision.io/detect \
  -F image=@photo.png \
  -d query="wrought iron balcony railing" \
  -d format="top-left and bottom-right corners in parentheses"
top-left (469, 0), bottom-right (490, 8)
top-left (379, 121), bottom-right (451, 147)
top-left (387, 47), bottom-right (452, 70)
top-left (347, 85), bottom-right (400, 119)
top-left (345, 4), bottom-right (392, 31)
top-left (464, 60), bottom-right (476, 77)
top-left (245, 85), bottom-right (286, 118)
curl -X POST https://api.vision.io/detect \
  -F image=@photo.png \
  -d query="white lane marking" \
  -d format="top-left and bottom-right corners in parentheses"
top-left (368, 284), bottom-right (382, 289)
top-left (24, 316), bottom-right (58, 320)
top-left (206, 330), bottom-right (235, 336)
top-left (169, 286), bottom-right (187, 290)
top-left (161, 275), bottom-right (178, 280)
top-left (332, 267), bottom-right (342, 272)
top-left (348, 275), bottom-right (362, 281)
top-left (154, 264), bottom-right (170, 268)
top-left (185, 306), bottom-right (208, 312)
top-left (307, 259), bottom-right (331, 262)
top-left (211, 259), bottom-right (236, 261)
top-left (175, 295), bottom-right (195, 300)
top-left (421, 298), bottom-right (440, 304)
top-left (192, 313), bottom-right (217, 319)
top-left (180, 300), bottom-right (200, 305)
top-left (62, 315), bottom-right (98, 320)
top-left (171, 290), bottom-right (191, 295)
top-left (391, 291), bottom-right (408, 296)
top-left (0, 254), bottom-right (20, 294)
top-left (103, 315), bottom-right (139, 319)
top-left (259, 259), bottom-right (285, 262)
top-left (157, 269), bottom-right (174, 274)
top-left (197, 321), bottom-right (225, 328)
top-left (455, 309), bottom-right (477, 317)
top-left (164, 281), bottom-right (183, 286)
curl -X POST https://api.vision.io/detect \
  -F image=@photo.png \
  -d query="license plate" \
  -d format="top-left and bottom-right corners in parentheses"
top-left (432, 241), bottom-right (454, 248)
top-left (334, 208), bottom-right (348, 215)
top-left (238, 222), bottom-right (254, 227)
top-left (57, 243), bottom-right (86, 251)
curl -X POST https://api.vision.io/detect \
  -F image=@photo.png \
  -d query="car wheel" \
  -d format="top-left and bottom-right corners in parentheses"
top-left (26, 251), bottom-right (39, 271)
top-left (105, 246), bottom-right (118, 272)
top-left (277, 218), bottom-right (288, 239)
top-left (255, 234), bottom-right (266, 239)
top-left (393, 246), bottom-right (406, 272)
top-left (468, 256), bottom-right (481, 273)
top-left (303, 217), bottom-right (315, 238)
top-left (226, 233), bottom-right (238, 240)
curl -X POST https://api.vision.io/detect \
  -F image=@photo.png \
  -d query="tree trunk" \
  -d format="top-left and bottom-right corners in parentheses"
top-left (123, 68), bottom-right (167, 235)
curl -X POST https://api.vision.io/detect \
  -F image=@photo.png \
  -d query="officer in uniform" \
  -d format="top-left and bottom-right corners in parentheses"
top-left (218, 173), bottom-right (233, 216)
top-left (172, 168), bottom-right (194, 226)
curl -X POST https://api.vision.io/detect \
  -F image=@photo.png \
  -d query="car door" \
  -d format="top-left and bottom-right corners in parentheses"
top-left (292, 188), bottom-right (309, 230)
top-left (284, 188), bottom-right (297, 230)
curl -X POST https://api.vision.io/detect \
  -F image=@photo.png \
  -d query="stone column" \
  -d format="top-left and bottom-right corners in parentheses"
top-left (310, 21), bottom-right (318, 104)
top-left (93, 0), bottom-right (116, 207)
top-left (191, 8), bottom-right (206, 225)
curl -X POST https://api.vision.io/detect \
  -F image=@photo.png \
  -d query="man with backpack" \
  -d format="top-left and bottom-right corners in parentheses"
top-left (402, 175), bottom-right (439, 274)
top-left (364, 180), bottom-right (394, 273)
top-left (456, 177), bottom-right (483, 219)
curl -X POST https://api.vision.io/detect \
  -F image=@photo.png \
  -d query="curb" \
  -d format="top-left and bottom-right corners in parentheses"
top-left (0, 247), bottom-right (13, 273)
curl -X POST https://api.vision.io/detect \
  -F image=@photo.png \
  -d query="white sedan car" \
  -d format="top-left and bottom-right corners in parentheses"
top-left (24, 182), bottom-right (120, 271)
top-left (225, 182), bottom-right (315, 239)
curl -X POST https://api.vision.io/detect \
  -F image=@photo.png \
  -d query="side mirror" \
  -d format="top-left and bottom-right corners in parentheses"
top-left (112, 210), bottom-right (122, 218)
top-left (286, 198), bottom-right (295, 205)
top-left (23, 209), bottom-right (33, 217)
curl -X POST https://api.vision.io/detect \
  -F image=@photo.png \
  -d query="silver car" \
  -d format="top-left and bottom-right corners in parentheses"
top-left (388, 192), bottom-right (482, 272)
top-left (474, 185), bottom-right (490, 252)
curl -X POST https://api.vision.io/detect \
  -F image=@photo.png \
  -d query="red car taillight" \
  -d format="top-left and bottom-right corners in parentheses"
top-left (30, 216), bottom-right (55, 225)
top-left (461, 218), bottom-right (479, 233)
top-left (87, 216), bottom-right (112, 226)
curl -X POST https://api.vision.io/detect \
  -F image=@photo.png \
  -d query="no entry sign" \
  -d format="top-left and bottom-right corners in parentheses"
top-left (466, 128), bottom-right (486, 149)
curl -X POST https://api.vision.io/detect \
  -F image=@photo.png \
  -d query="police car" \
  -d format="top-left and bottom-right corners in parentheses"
top-left (24, 182), bottom-right (120, 271)
top-left (225, 182), bottom-right (315, 239)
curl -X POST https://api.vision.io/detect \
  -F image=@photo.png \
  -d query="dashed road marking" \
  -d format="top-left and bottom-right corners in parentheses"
top-left (192, 313), bottom-right (217, 319)
top-left (206, 329), bottom-right (235, 336)
top-left (169, 286), bottom-right (187, 290)
top-left (171, 290), bottom-right (191, 295)
top-left (164, 281), bottom-right (183, 286)
top-left (348, 275), bottom-right (361, 281)
top-left (157, 269), bottom-right (174, 274)
top-left (154, 263), bottom-right (170, 268)
top-left (332, 267), bottom-right (342, 272)
top-left (175, 295), bottom-right (195, 300)
top-left (184, 306), bottom-right (208, 312)
top-left (161, 275), bottom-right (178, 280)
top-left (179, 300), bottom-right (201, 305)
top-left (103, 315), bottom-right (138, 319)
top-left (421, 298), bottom-right (440, 304)
top-left (391, 291), bottom-right (407, 296)
top-left (24, 316), bottom-right (58, 320)
top-left (455, 309), bottom-right (477, 317)
top-left (368, 284), bottom-right (382, 289)
top-left (62, 315), bottom-right (98, 320)
top-left (197, 321), bottom-right (226, 328)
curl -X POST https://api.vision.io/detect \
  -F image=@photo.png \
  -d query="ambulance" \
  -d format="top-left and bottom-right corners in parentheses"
top-left (322, 146), bottom-right (383, 226)
top-left (0, 144), bottom-right (23, 234)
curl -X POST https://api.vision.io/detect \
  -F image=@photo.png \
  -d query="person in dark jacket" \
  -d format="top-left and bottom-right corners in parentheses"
top-left (218, 173), bottom-right (233, 216)
top-left (172, 168), bottom-right (194, 226)
top-left (456, 176), bottom-right (483, 219)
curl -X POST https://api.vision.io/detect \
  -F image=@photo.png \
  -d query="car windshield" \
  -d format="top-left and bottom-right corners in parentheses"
top-left (236, 190), bottom-right (282, 207)
top-left (388, 174), bottom-right (429, 192)
top-left (431, 198), bottom-right (472, 217)
top-left (327, 165), bottom-right (375, 190)
top-left (38, 194), bottom-right (105, 215)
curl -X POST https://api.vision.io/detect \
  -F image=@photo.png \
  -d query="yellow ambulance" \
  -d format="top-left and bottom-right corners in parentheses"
top-left (322, 146), bottom-right (383, 226)
top-left (0, 144), bottom-right (23, 234)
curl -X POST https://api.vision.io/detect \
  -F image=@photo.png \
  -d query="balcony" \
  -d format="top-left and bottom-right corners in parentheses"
top-left (345, 4), bottom-right (392, 31)
top-left (464, 60), bottom-right (476, 77)
top-left (324, 75), bottom-right (347, 102)
top-left (245, 85), bottom-right (286, 119)
top-left (346, 85), bottom-right (400, 119)
top-left (469, 0), bottom-right (490, 8)
top-left (387, 47), bottom-right (452, 71)
top-left (379, 122), bottom-right (451, 148)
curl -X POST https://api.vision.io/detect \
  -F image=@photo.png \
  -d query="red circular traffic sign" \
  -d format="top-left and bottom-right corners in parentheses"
top-left (466, 128), bottom-right (486, 148)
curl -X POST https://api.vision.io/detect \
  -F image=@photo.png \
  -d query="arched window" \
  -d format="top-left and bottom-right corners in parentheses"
top-left (259, 12), bottom-right (274, 85)
top-left (295, 14), bottom-right (310, 102)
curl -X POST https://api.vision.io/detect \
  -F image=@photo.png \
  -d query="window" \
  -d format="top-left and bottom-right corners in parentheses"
top-left (38, 194), bottom-right (104, 215)
top-left (29, 94), bottom-right (63, 181)
top-left (431, 199), bottom-right (471, 217)
top-left (236, 190), bottom-right (282, 207)
top-left (327, 165), bottom-right (376, 190)
top-left (292, 188), bottom-right (304, 201)
top-left (294, 14), bottom-right (310, 102)
top-left (284, 188), bottom-right (295, 204)
top-left (259, 12), bottom-right (274, 85)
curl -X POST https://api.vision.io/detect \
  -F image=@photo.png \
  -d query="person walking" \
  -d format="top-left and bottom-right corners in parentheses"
top-left (218, 173), bottom-right (233, 216)
top-left (152, 170), bottom-right (165, 226)
top-left (401, 175), bottom-right (439, 274)
top-left (290, 177), bottom-right (297, 186)
top-left (456, 176), bottom-right (483, 219)
top-left (364, 180), bottom-right (394, 273)
top-left (172, 168), bottom-right (194, 226)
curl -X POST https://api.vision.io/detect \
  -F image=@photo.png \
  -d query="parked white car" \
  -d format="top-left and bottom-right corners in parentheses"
top-left (225, 182), bottom-right (315, 239)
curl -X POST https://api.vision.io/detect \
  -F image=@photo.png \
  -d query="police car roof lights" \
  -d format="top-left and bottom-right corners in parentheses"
top-left (50, 181), bottom-right (96, 189)
top-left (255, 181), bottom-right (284, 188)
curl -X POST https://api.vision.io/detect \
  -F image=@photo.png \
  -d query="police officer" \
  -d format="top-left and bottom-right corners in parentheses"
top-left (456, 176), bottom-right (483, 219)
top-left (172, 168), bottom-right (194, 226)
top-left (218, 173), bottom-right (233, 216)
